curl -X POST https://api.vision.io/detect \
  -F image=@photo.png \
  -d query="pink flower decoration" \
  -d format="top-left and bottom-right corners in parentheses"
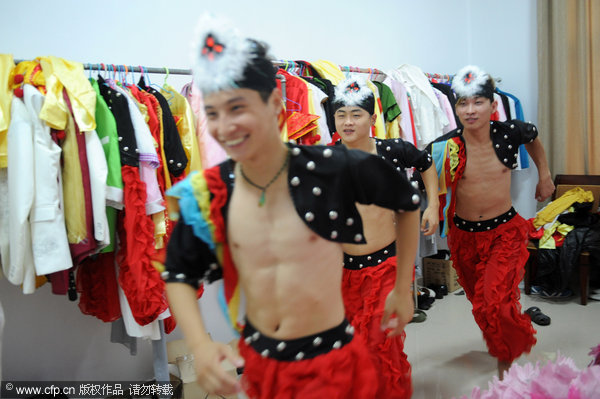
top-left (457, 346), bottom-right (600, 399)
top-left (588, 344), bottom-right (600, 366)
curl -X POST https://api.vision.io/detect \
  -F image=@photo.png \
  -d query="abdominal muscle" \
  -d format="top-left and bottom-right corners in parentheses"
top-left (227, 176), bottom-right (345, 339)
top-left (455, 148), bottom-right (513, 221)
top-left (342, 204), bottom-right (396, 256)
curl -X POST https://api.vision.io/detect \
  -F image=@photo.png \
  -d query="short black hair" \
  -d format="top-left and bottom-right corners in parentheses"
top-left (236, 39), bottom-right (277, 102)
top-left (332, 94), bottom-right (375, 115)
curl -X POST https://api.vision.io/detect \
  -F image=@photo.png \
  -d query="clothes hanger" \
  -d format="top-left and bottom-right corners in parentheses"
top-left (285, 97), bottom-right (301, 113)
top-left (161, 67), bottom-right (175, 104)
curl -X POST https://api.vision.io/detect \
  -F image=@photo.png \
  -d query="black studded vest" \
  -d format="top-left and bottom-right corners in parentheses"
top-left (164, 143), bottom-right (421, 288)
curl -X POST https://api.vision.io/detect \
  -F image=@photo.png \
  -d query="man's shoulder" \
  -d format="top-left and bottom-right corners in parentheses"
top-left (293, 142), bottom-right (357, 162)
top-left (431, 129), bottom-right (462, 145)
top-left (490, 120), bottom-right (537, 143)
top-left (374, 137), bottom-right (416, 149)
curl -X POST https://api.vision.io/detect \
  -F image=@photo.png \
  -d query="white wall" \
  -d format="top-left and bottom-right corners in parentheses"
top-left (0, 0), bottom-right (538, 380)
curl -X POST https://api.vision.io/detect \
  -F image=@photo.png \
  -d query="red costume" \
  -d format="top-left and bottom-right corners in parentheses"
top-left (342, 242), bottom-right (411, 399)
top-left (448, 209), bottom-right (536, 362)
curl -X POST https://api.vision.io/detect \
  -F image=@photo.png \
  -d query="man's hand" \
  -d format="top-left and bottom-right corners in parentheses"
top-left (381, 288), bottom-right (414, 337)
top-left (421, 205), bottom-right (439, 236)
top-left (535, 175), bottom-right (555, 202)
top-left (192, 341), bottom-right (244, 396)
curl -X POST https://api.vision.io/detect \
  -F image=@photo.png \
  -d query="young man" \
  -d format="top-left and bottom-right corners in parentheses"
top-left (427, 65), bottom-right (555, 379)
top-left (162, 18), bottom-right (422, 398)
top-left (332, 76), bottom-right (439, 399)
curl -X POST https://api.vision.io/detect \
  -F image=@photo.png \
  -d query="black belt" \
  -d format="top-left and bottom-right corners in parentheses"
top-left (343, 241), bottom-right (396, 270)
top-left (242, 318), bottom-right (355, 362)
top-left (453, 207), bottom-right (517, 232)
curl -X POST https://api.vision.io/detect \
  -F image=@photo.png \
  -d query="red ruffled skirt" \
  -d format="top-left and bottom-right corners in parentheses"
top-left (342, 256), bottom-right (412, 399)
top-left (116, 166), bottom-right (168, 326)
top-left (448, 213), bottom-right (537, 362)
top-left (239, 330), bottom-right (378, 399)
top-left (77, 252), bottom-right (122, 322)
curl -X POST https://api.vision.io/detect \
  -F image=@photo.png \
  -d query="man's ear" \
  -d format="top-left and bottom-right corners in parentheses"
top-left (371, 113), bottom-right (377, 126)
top-left (491, 98), bottom-right (498, 114)
top-left (270, 87), bottom-right (283, 112)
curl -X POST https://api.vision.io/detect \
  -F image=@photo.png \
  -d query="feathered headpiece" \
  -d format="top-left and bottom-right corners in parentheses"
top-left (332, 75), bottom-right (375, 114)
top-left (452, 65), bottom-right (495, 101)
top-left (191, 13), bottom-right (276, 94)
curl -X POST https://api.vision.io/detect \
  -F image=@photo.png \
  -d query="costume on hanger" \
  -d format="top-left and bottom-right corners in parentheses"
top-left (0, 54), bottom-right (15, 169)
top-left (24, 84), bottom-right (73, 276)
top-left (427, 120), bottom-right (539, 363)
top-left (163, 143), bottom-right (421, 397)
top-left (89, 79), bottom-right (123, 250)
top-left (182, 82), bottom-right (228, 169)
top-left (277, 69), bottom-right (320, 144)
top-left (138, 79), bottom-right (188, 183)
top-left (161, 83), bottom-right (202, 176)
top-left (373, 81), bottom-right (401, 139)
top-left (5, 94), bottom-right (36, 293)
top-left (301, 75), bottom-right (337, 137)
top-left (386, 64), bottom-right (449, 148)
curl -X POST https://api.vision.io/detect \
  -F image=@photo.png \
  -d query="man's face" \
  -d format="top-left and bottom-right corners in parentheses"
top-left (204, 88), bottom-right (280, 162)
top-left (334, 106), bottom-right (375, 145)
top-left (455, 96), bottom-right (498, 130)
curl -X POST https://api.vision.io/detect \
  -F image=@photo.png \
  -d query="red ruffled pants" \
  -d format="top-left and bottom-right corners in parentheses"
top-left (239, 330), bottom-right (378, 399)
top-left (448, 213), bottom-right (537, 362)
top-left (342, 255), bottom-right (412, 399)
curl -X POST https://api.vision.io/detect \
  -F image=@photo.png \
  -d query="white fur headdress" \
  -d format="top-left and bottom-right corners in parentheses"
top-left (451, 65), bottom-right (494, 100)
top-left (191, 13), bottom-right (254, 94)
top-left (333, 75), bottom-right (374, 108)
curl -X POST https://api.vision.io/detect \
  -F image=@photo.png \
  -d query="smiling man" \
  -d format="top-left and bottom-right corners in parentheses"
top-left (426, 65), bottom-right (555, 379)
top-left (162, 16), bottom-right (422, 399)
top-left (332, 76), bottom-right (438, 399)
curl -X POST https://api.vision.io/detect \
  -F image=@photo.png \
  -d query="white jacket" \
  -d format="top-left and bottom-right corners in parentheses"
top-left (24, 84), bottom-right (73, 277)
top-left (5, 95), bottom-right (36, 293)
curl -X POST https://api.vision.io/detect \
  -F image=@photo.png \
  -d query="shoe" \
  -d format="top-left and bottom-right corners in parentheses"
top-left (427, 284), bottom-right (444, 299)
top-left (417, 289), bottom-right (435, 310)
top-left (410, 309), bottom-right (427, 323)
top-left (438, 284), bottom-right (448, 296)
top-left (530, 285), bottom-right (544, 295)
top-left (525, 306), bottom-right (551, 326)
top-left (539, 288), bottom-right (573, 298)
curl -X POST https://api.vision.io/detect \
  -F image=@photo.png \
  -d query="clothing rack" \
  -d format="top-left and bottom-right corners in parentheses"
top-left (15, 59), bottom-right (386, 77)
top-left (14, 59), bottom-right (389, 106)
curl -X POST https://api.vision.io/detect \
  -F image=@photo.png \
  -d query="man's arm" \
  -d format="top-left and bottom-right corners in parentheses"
top-left (166, 283), bottom-right (244, 395)
top-left (419, 161), bottom-right (440, 236)
top-left (381, 209), bottom-right (420, 336)
top-left (524, 138), bottom-right (555, 202)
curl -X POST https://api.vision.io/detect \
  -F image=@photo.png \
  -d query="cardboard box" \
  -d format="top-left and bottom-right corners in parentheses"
top-left (422, 257), bottom-right (461, 293)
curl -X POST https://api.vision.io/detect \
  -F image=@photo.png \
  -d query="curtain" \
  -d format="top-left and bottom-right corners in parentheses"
top-left (537, 0), bottom-right (600, 175)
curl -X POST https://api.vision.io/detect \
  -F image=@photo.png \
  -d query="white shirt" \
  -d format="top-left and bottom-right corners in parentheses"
top-left (387, 65), bottom-right (449, 149)
top-left (84, 129), bottom-right (110, 250)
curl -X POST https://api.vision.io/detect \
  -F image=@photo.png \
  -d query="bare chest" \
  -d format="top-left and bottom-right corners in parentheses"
top-left (462, 144), bottom-right (510, 184)
top-left (227, 179), bottom-right (339, 271)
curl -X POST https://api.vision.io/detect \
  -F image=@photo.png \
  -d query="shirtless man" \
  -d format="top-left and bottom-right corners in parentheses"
top-left (427, 65), bottom-right (554, 379)
top-left (332, 76), bottom-right (439, 398)
top-left (162, 18), bottom-right (421, 398)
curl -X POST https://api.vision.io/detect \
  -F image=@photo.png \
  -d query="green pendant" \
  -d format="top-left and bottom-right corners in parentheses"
top-left (258, 191), bottom-right (266, 207)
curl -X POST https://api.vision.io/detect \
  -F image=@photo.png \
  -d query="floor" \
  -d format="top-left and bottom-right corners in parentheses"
top-left (404, 286), bottom-right (600, 399)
